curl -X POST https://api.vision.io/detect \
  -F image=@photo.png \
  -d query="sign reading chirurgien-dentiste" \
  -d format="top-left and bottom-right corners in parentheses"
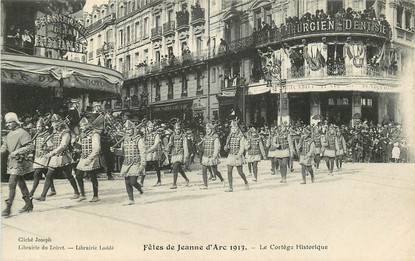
top-left (34, 14), bottom-right (87, 53)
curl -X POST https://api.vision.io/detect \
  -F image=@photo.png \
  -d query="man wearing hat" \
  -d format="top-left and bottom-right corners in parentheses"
top-left (29, 117), bottom-right (57, 198)
top-left (166, 121), bottom-right (190, 189)
top-left (111, 120), bottom-right (145, 205)
top-left (74, 118), bottom-right (101, 202)
top-left (224, 120), bottom-right (249, 192)
top-left (200, 122), bottom-right (225, 189)
top-left (35, 114), bottom-right (81, 201)
top-left (143, 120), bottom-right (162, 186)
top-left (246, 127), bottom-right (266, 182)
top-left (88, 101), bottom-right (115, 180)
top-left (1, 112), bottom-right (34, 217)
top-left (297, 127), bottom-right (316, 184)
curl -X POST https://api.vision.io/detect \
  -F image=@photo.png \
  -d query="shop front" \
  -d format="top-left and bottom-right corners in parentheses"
top-left (149, 99), bottom-right (193, 122)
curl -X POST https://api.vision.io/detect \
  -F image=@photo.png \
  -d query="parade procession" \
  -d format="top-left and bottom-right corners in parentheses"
top-left (1, 1), bottom-right (415, 260)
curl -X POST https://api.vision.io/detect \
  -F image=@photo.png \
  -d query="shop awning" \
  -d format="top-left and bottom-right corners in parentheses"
top-left (1, 53), bottom-right (123, 94)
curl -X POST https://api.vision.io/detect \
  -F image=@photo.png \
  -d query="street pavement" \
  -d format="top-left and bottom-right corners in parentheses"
top-left (1, 161), bottom-right (415, 261)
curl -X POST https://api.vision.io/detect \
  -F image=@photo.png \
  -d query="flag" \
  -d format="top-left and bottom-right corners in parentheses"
top-left (317, 48), bottom-right (326, 68)
top-left (376, 41), bottom-right (386, 64)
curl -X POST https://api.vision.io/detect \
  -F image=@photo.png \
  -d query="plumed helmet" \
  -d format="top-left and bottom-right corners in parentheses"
top-left (36, 117), bottom-right (45, 127)
top-left (4, 112), bottom-right (22, 124)
top-left (174, 121), bottom-right (181, 130)
top-left (50, 114), bottom-right (62, 123)
top-left (79, 117), bottom-right (91, 128)
top-left (124, 120), bottom-right (135, 130)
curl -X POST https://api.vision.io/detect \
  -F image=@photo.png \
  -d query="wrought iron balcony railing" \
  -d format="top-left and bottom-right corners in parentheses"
top-left (163, 21), bottom-right (175, 34)
top-left (151, 26), bottom-right (162, 39)
top-left (191, 7), bottom-right (205, 24)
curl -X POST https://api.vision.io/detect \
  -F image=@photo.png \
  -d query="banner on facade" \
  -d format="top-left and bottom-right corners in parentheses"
top-left (269, 83), bottom-right (401, 93)
top-left (247, 86), bottom-right (271, 95)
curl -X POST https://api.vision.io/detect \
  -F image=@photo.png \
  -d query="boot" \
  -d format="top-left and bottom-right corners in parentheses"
top-left (19, 196), bottom-right (33, 213)
top-left (2, 200), bottom-right (12, 217)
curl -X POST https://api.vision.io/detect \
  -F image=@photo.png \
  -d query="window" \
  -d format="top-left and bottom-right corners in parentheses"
top-left (212, 67), bottom-right (216, 83)
top-left (155, 15), bottom-right (161, 27)
top-left (255, 10), bottom-right (262, 30)
top-left (361, 98), bottom-right (366, 106)
top-left (119, 58), bottom-right (123, 72)
top-left (144, 49), bottom-right (148, 63)
top-left (196, 71), bottom-right (203, 94)
top-left (343, 98), bottom-right (349, 105)
top-left (126, 55), bottom-right (131, 71)
top-left (265, 7), bottom-right (272, 25)
top-left (135, 22), bottom-right (140, 40)
top-left (119, 29), bottom-right (123, 46)
top-left (405, 10), bottom-right (412, 29)
top-left (181, 75), bottom-right (188, 97)
top-left (327, 0), bottom-right (343, 15)
top-left (328, 98), bottom-right (335, 105)
top-left (107, 29), bottom-right (113, 42)
top-left (155, 50), bottom-right (160, 63)
top-left (134, 52), bottom-right (139, 67)
top-left (168, 79), bottom-right (174, 99)
top-left (143, 17), bottom-right (149, 37)
top-left (196, 36), bottom-right (202, 54)
top-left (155, 80), bottom-right (161, 101)
top-left (168, 10), bottom-right (173, 22)
top-left (126, 26), bottom-right (130, 44)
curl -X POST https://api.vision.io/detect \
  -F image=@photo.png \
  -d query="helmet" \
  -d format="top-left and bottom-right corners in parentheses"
top-left (124, 120), bottom-right (135, 130)
top-left (4, 112), bottom-right (22, 124)
top-left (79, 117), bottom-right (91, 129)
top-left (50, 114), bottom-right (62, 123)
top-left (36, 117), bottom-right (45, 127)
top-left (147, 120), bottom-right (154, 128)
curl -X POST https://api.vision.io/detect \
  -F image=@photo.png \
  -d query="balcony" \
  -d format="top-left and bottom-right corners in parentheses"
top-left (176, 11), bottom-right (189, 31)
top-left (396, 27), bottom-right (415, 42)
top-left (221, 77), bottom-right (241, 90)
top-left (286, 64), bottom-right (398, 79)
top-left (88, 51), bottom-right (94, 60)
top-left (213, 36), bottom-right (254, 58)
top-left (86, 13), bottom-right (116, 34)
top-left (101, 42), bottom-right (114, 55)
top-left (163, 21), bottom-right (175, 35)
top-left (151, 26), bottom-right (162, 40)
top-left (191, 7), bottom-right (205, 25)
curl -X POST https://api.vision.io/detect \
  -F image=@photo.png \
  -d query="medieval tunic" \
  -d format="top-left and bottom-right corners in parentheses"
top-left (76, 131), bottom-right (101, 171)
top-left (267, 133), bottom-right (278, 158)
top-left (32, 130), bottom-right (50, 169)
top-left (313, 134), bottom-right (323, 155)
top-left (245, 135), bottom-right (266, 163)
top-left (119, 136), bottom-right (146, 176)
top-left (144, 131), bottom-right (161, 161)
top-left (226, 133), bottom-right (245, 167)
top-left (335, 135), bottom-right (347, 156)
top-left (272, 131), bottom-right (293, 158)
top-left (47, 129), bottom-right (73, 168)
top-left (323, 134), bottom-right (337, 158)
top-left (298, 137), bottom-right (316, 166)
top-left (201, 133), bottom-right (220, 166)
top-left (0, 128), bottom-right (33, 175)
top-left (169, 132), bottom-right (189, 164)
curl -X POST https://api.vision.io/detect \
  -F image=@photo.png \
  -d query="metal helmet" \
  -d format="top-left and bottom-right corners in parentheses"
top-left (79, 117), bottom-right (91, 129)
top-left (36, 117), bottom-right (45, 127)
top-left (205, 122), bottom-right (215, 130)
top-left (50, 114), bottom-right (62, 123)
top-left (147, 120), bottom-right (154, 128)
top-left (124, 120), bottom-right (135, 130)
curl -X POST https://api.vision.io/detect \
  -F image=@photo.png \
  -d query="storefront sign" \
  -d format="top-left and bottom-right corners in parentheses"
top-left (34, 14), bottom-right (87, 53)
top-left (281, 18), bottom-right (390, 39)
top-left (248, 86), bottom-right (271, 95)
top-left (153, 103), bottom-right (191, 112)
top-left (270, 83), bottom-right (401, 93)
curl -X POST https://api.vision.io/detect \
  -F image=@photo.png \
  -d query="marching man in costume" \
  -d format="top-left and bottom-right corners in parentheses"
top-left (274, 125), bottom-right (294, 183)
top-left (111, 120), bottom-right (145, 205)
top-left (297, 127), bottom-right (316, 184)
top-left (143, 120), bottom-right (162, 187)
top-left (312, 126), bottom-right (323, 169)
top-left (224, 120), bottom-right (249, 192)
top-left (167, 121), bottom-right (190, 189)
top-left (266, 127), bottom-right (279, 176)
top-left (335, 128), bottom-right (347, 171)
top-left (29, 117), bottom-right (57, 198)
top-left (245, 127), bottom-right (266, 182)
top-left (35, 114), bottom-right (80, 201)
top-left (1, 112), bottom-right (34, 217)
top-left (323, 126), bottom-right (338, 175)
top-left (74, 118), bottom-right (101, 202)
top-left (200, 122), bottom-right (225, 189)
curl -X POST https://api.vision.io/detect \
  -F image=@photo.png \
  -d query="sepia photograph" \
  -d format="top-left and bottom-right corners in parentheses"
top-left (1, 0), bottom-right (415, 260)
